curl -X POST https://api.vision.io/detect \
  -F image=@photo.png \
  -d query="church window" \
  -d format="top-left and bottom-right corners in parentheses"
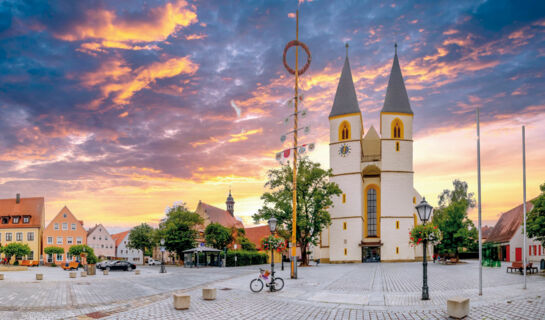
top-left (342, 194), bottom-right (346, 203)
top-left (396, 221), bottom-right (399, 229)
top-left (344, 248), bottom-right (347, 256)
top-left (396, 142), bottom-right (400, 152)
top-left (391, 118), bottom-right (404, 139)
top-left (339, 121), bottom-right (351, 141)
top-left (413, 213), bottom-right (417, 227)
top-left (343, 222), bottom-right (347, 230)
top-left (413, 197), bottom-right (416, 204)
top-left (396, 247), bottom-right (399, 254)
top-left (367, 188), bottom-right (377, 237)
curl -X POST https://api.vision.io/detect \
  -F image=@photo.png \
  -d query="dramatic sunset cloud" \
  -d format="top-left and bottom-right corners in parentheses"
top-left (0, 0), bottom-right (544, 231)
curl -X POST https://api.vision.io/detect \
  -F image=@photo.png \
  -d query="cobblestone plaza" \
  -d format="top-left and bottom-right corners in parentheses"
top-left (0, 260), bottom-right (543, 319)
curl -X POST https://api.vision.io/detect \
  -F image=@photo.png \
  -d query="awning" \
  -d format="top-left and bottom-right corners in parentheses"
top-left (359, 241), bottom-right (382, 247)
top-left (183, 246), bottom-right (222, 253)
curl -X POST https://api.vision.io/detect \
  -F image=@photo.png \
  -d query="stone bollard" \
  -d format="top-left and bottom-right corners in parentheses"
top-left (81, 271), bottom-right (87, 277)
top-left (0, 274), bottom-right (4, 280)
top-left (202, 288), bottom-right (217, 300)
top-left (447, 297), bottom-right (470, 319)
top-left (135, 270), bottom-right (141, 275)
top-left (69, 272), bottom-right (77, 278)
top-left (173, 294), bottom-right (190, 310)
top-left (36, 274), bottom-right (43, 280)
top-left (103, 269), bottom-right (109, 275)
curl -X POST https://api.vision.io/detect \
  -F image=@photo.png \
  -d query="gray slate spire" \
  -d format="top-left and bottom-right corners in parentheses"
top-left (329, 45), bottom-right (361, 118)
top-left (381, 44), bottom-right (413, 114)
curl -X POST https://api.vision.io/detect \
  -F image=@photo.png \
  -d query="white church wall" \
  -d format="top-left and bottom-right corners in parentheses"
top-left (381, 140), bottom-right (413, 172)
top-left (329, 217), bottom-right (362, 262)
top-left (330, 174), bottom-right (363, 218)
top-left (381, 173), bottom-right (414, 218)
top-left (380, 114), bottom-right (413, 139)
top-left (381, 217), bottom-right (415, 261)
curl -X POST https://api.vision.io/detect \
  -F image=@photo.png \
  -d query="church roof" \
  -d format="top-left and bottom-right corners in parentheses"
top-left (329, 48), bottom-right (361, 118)
top-left (363, 126), bottom-right (380, 140)
top-left (198, 202), bottom-right (244, 229)
top-left (485, 201), bottom-right (534, 244)
top-left (381, 45), bottom-right (413, 115)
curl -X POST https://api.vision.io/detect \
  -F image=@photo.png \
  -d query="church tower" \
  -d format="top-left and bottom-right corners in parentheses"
top-left (226, 189), bottom-right (234, 216)
top-left (327, 44), bottom-right (364, 263)
top-left (379, 44), bottom-right (417, 261)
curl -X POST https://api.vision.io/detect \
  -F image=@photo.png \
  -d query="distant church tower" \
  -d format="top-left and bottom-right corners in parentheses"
top-left (327, 44), bottom-right (364, 262)
top-left (226, 189), bottom-right (235, 216)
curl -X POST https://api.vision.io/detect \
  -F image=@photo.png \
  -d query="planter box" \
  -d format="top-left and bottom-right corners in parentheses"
top-left (81, 271), bottom-right (87, 277)
top-left (69, 272), bottom-right (77, 278)
top-left (447, 297), bottom-right (469, 319)
top-left (173, 294), bottom-right (190, 310)
top-left (202, 288), bottom-right (217, 300)
top-left (36, 274), bottom-right (43, 280)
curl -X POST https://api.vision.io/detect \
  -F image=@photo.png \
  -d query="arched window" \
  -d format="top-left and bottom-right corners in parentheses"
top-left (391, 118), bottom-right (404, 139)
top-left (367, 188), bottom-right (377, 237)
top-left (339, 121), bottom-right (351, 141)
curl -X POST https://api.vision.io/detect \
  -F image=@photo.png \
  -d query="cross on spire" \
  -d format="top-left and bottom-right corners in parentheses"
top-left (345, 42), bottom-right (349, 57)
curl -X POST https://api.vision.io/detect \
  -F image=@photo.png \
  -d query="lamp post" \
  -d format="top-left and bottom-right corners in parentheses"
top-left (268, 217), bottom-right (277, 292)
top-left (415, 197), bottom-right (433, 301)
top-left (160, 238), bottom-right (166, 274)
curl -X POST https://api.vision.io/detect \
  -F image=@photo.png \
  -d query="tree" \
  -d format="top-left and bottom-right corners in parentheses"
top-left (237, 236), bottom-right (257, 251)
top-left (3, 243), bottom-right (31, 263)
top-left (68, 245), bottom-right (98, 264)
top-left (526, 182), bottom-right (545, 246)
top-left (127, 223), bottom-right (155, 264)
top-left (158, 203), bottom-right (204, 260)
top-left (253, 158), bottom-right (342, 266)
top-left (204, 223), bottom-right (233, 250)
top-left (44, 246), bottom-right (64, 263)
top-left (432, 179), bottom-right (478, 259)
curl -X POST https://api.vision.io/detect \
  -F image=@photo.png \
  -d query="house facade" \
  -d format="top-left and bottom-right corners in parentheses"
top-left (112, 231), bottom-right (143, 264)
top-left (42, 206), bottom-right (86, 264)
top-left (0, 194), bottom-right (44, 263)
top-left (486, 201), bottom-right (545, 263)
top-left (316, 45), bottom-right (426, 263)
top-left (87, 224), bottom-right (115, 258)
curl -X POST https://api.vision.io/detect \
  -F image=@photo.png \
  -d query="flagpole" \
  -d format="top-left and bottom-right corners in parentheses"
top-left (477, 108), bottom-right (482, 296)
top-left (290, 9), bottom-right (299, 280)
top-left (522, 125), bottom-right (527, 289)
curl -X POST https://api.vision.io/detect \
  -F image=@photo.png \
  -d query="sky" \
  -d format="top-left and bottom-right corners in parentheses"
top-left (0, 0), bottom-right (544, 232)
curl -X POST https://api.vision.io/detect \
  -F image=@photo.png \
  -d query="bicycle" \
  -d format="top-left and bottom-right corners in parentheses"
top-left (249, 268), bottom-right (284, 292)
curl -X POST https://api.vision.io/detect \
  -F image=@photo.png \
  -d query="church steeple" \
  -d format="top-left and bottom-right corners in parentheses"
top-left (329, 43), bottom-right (361, 118)
top-left (381, 43), bottom-right (413, 115)
top-left (226, 189), bottom-right (234, 216)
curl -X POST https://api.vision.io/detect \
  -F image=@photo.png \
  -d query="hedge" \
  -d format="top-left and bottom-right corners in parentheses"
top-left (226, 250), bottom-right (267, 267)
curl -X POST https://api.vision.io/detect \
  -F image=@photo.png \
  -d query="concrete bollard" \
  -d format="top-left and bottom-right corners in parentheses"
top-left (173, 294), bottom-right (190, 310)
top-left (447, 297), bottom-right (470, 319)
top-left (135, 270), bottom-right (141, 275)
top-left (202, 288), bottom-right (217, 300)
top-left (69, 272), bottom-right (77, 278)
top-left (81, 271), bottom-right (87, 277)
top-left (103, 270), bottom-right (109, 275)
top-left (0, 274), bottom-right (4, 280)
top-left (36, 274), bottom-right (43, 280)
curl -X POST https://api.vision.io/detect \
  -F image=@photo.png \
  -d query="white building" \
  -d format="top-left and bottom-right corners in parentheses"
top-left (112, 230), bottom-right (143, 264)
top-left (316, 45), bottom-right (429, 263)
top-left (87, 224), bottom-right (115, 258)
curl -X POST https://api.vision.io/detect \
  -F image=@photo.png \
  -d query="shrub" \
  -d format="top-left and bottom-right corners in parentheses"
top-left (226, 250), bottom-right (267, 267)
top-left (13, 260), bottom-right (19, 266)
top-left (51, 263), bottom-right (57, 267)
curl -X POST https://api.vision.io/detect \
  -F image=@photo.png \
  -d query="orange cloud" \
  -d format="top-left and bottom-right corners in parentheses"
top-left (185, 34), bottom-right (207, 40)
top-left (228, 129), bottom-right (263, 143)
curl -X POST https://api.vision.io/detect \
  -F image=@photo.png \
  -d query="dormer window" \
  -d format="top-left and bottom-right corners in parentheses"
top-left (12, 216), bottom-right (20, 224)
top-left (1, 217), bottom-right (9, 224)
top-left (23, 216), bottom-right (30, 224)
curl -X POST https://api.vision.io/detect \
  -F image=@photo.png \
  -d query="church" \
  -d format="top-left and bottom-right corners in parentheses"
top-left (317, 45), bottom-right (424, 263)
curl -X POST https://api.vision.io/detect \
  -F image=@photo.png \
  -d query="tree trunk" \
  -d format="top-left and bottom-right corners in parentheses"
top-left (300, 243), bottom-right (308, 266)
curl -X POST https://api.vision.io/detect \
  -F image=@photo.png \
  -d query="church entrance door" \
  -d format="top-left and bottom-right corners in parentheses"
top-left (362, 247), bottom-right (380, 263)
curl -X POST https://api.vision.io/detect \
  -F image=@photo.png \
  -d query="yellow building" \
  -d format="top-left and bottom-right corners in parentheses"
top-left (0, 194), bottom-right (44, 263)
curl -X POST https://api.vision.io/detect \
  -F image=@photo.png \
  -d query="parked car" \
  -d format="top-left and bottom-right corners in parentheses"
top-left (148, 258), bottom-right (161, 266)
top-left (96, 260), bottom-right (113, 270)
top-left (105, 260), bottom-right (136, 271)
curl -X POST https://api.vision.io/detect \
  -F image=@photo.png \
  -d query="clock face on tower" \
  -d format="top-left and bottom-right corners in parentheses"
top-left (338, 144), bottom-right (351, 157)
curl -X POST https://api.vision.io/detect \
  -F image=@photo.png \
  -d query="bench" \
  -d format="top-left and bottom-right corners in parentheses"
top-left (61, 262), bottom-right (80, 271)
top-left (20, 260), bottom-right (32, 267)
top-left (507, 262), bottom-right (538, 274)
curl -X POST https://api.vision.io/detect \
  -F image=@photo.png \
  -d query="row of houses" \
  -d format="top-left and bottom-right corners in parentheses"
top-left (0, 194), bottom-right (143, 264)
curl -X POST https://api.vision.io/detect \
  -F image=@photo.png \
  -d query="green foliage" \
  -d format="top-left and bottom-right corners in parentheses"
top-left (526, 182), bottom-right (545, 246)
top-left (409, 224), bottom-right (442, 246)
top-left (3, 243), bottom-right (31, 261)
top-left (127, 223), bottom-right (155, 263)
top-left (158, 203), bottom-right (204, 259)
top-left (236, 236), bottom-right (257, 251)
top-left (432, 180), bottom-right (478, 257)
top-left (44, 246), bottom-right (64, 256)
top-left (50, 263), bottom-right (57, 267)
top-left (204, 223), bottom-right (233, 250)
top-left (252, 158), bottom-right (342, 265)
top-left (68, 245), bottom-right (98, 264)
top-left (225, 250), bottom-right (268, 267)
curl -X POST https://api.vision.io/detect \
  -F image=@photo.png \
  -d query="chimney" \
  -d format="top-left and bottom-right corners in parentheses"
top-left (16, 193), bottom-right (20, 204)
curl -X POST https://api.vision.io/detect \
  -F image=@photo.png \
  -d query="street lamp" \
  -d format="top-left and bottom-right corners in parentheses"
top-left (415, 197), bottom-right (433, 300)
top-left (160, 238), bottom-right (166, 274)
top-left (268, 218), bottom-right (277, 292)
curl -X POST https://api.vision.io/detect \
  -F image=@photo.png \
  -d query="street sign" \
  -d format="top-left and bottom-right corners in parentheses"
top-left (160, 246), bottom-right (165, 252)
